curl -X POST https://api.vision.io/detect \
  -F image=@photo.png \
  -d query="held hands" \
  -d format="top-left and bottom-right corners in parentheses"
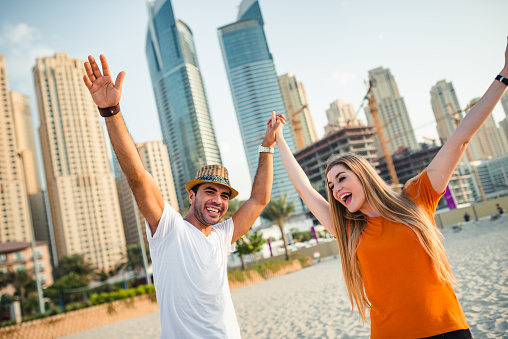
top-left (83, 55), bottom-right (126, 109)
top-left (263, 111), bottom-right (286, 147)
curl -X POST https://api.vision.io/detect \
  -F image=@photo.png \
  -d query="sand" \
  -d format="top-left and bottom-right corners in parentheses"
top-left (63, 214), bottom-right (508, 338)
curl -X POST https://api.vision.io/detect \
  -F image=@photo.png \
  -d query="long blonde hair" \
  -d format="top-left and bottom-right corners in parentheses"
top-left (325, 153), bottom-right (454, 322)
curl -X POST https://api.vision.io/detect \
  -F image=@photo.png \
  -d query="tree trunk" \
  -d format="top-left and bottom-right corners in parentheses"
top-left (240, 254), bottom-right (247, 270)
top-left (279, 224), bottom-right (290, 261)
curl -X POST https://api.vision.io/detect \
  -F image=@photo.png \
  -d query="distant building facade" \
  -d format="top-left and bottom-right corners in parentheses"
top-left (466, 98), bottom-right (508, 159)
top-left (33, 53), bottom-right (126, 271)
top-left (376, 145), bottom-right (475, 206)
top-left (146, 0), bottom-right (222, 210)
top-left (10, 92), bottom-right (49, 244)
top-left (473, 154), bottom-right (508, 200)
top-left (325, 99), bottom-right (361, 134)
top-left (365, 67), bottom-right (419, 154)
top-left (116, 141), bottom-right (178, 245)
top-left (278, 73), bottom-right (317, 150)
top-left (218, 0), bottom-right (302, 212)
top-left (0, 55), bottom-right (32, 243)
top-left (294, 125), bottom-right (377, 220)
top-left (0, 241), bottom-right (53, 294)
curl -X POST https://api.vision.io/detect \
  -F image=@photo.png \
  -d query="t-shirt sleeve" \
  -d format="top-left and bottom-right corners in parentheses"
top-left (213, 218), bottom-right (236, 254)
top-left (403, 168), bottom-right (444, 214)
top-left (145, 201), bottom-right (182, 251)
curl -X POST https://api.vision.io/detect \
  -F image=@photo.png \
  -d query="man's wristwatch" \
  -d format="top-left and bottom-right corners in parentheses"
top-left (495, 74), bottom-right (508, 86)
top-left (258, 145), bottom-right (274, 154)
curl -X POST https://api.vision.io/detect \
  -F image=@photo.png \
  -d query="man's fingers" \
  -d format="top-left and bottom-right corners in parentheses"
top-left (88, 55), bottom-right (102, 78)
top-left (100, 55), bottom-right (111, 77)
top-left (84, 61), bottom-right (96, 80)
top-left (271, 111), bottom-right (276, 127)
top-left (115, 71), bottom-right (126, 93)
top-left (83, 75), bottom-right (93, 90)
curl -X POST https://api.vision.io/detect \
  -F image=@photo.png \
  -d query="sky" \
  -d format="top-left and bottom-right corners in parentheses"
top-left (1, 0), bottom-right (507, 200)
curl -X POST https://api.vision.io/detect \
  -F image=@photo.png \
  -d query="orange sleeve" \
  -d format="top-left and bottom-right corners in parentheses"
top-left (403, 169), bottom-right (444, 214)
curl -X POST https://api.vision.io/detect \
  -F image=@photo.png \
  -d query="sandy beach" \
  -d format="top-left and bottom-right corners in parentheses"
top-left (62, 214), bottom-right (508, 338)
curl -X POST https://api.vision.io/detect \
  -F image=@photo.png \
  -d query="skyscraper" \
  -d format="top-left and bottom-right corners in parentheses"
top-left (431, 80), bottom-right (508, 161)
top-left (0, 55), bottom-right (31, 243)
top-left (325, 99), bottom-right (360, 134)
top-left (365, 67), bottom-right (419, 154)
top-left (278, 73), bottom-right (317, 151)
top-left (465, 98), bottom-right (508, 159)
top-left (218, 0), bottom-right (302, 212)
top-left (116, 141), bottom-right (178, 245)
top-left (146, 0), bottom-right (222, 210)
top-left (430, 80), bottom-right (482, 161)
top-left (10, 91), bottom-right (50, 244)
top-left (33, 53), bottom-right (126, 271)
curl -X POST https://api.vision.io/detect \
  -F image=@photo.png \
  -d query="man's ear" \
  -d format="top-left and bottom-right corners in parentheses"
top-left (188, 190), bottom-right (195, 205)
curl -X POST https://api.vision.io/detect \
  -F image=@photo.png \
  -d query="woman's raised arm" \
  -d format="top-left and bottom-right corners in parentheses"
top-left (274, 116), bottom-right (336, 236)
top-left (427, 37), bottom-right (508, 193)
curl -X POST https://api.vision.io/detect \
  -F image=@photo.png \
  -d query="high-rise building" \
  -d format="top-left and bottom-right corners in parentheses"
top-left (33, 53), bottom-right (126, 271)
top-left (146, 0), bottom-right (222, 210)
top-left (294, 125), bottom-right (377, 222)
top-left (466, 98), bottom-right (508, 159)
top-left (116, 141), bottom-right (178, 245)
top-left (376, 145), bottom-right (475, 206)
top-left (501, 90), bottom-right (508, 116)
top-left (278, 73), bottom-right (317, 150)
top-left (430, 80), bottom-right (483, 160)
top-left (10, 92), bottom-right (49, 243)
top-left (365, 67), bottom-right (419, 154)
top-left (218, 0), bottom-right (302, 212)
top-left (0, 56), bottom-right (31, 243)
top-left (325, 99), bottom-right (360, 134)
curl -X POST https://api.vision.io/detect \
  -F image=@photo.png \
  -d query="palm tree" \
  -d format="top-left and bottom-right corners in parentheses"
top-left (54, 254), bottom-right (95, 282)
top-left (6, 270), bottom-right (33, 303)
top-left (234, 231), bottom-right (266, 269)
top-left (261, 194), bottom-right (295, 261)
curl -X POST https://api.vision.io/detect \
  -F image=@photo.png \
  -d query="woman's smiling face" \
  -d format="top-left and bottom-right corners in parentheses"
top-left (326, 163), bottom-right (376, 216)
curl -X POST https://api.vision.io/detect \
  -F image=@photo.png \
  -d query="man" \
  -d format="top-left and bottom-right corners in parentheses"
top-left (83, 55), bottom-right (280, 338)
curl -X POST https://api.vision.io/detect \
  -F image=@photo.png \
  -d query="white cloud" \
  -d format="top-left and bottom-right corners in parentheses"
top-left (0, 22), bottom-right (40, 47)
top-left (332, 71), bottom-right (357, 87)
top-left (0, 22), bottom-right (54, 94)
top-left (378, 34), bottom-right (385, 40)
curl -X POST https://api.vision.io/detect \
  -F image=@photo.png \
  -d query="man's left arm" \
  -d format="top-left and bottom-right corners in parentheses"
top-left (231, 112), bottom-right (281, 243)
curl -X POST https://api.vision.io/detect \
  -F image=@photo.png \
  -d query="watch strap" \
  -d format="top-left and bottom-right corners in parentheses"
top-left (495, 74), bottom-right (508, 86)
top-left (98, 103), bottom-right (121, 117)
top-left (258, 145), bottom-right (274, 154)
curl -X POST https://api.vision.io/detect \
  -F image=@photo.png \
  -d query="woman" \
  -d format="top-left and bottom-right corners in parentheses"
top-left (272, 38), bottom-right (508, 338)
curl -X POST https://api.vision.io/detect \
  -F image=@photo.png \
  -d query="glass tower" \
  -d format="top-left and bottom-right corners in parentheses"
top-left (146, 0), bottom-right (222, 210)
top-left (218, 0), bottom-right (302, 212)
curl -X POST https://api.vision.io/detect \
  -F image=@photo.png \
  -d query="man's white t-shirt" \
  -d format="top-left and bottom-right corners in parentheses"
top-left (146, 201), bottom-right (241, 338)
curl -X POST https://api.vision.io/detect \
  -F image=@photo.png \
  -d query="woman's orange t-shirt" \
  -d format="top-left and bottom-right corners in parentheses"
top-left (357, 169), bottom-right (468, 338)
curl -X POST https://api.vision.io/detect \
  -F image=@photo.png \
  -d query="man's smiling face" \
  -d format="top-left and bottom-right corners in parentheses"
top-left (190, 183), bottom-right (231, 227)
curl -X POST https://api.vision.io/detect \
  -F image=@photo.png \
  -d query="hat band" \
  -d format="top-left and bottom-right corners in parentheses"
top-left (195, 175), bottom-right (231, 187)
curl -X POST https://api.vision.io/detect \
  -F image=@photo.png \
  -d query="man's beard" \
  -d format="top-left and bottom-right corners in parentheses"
top-left (193, 194), bottom-right (226, 226)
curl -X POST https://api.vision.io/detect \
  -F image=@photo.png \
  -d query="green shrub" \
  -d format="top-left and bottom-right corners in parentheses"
top-left (0, 319), bottom-right (17, 327)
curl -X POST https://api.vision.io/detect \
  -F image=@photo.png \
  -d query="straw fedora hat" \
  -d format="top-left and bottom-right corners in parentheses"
top-left (185, 165), bottom-right (239, 199)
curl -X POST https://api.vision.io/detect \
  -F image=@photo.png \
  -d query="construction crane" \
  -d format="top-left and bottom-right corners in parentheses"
top-left (286, 104), bottom-right (307, 150)
top-left (447, 102), bottom-right (486, 201)
top-left (365, 81), bottom-right (400, 191)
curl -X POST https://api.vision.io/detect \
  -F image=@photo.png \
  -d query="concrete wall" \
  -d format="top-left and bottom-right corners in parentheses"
top-left (435, 196), bottom-right (508, 228)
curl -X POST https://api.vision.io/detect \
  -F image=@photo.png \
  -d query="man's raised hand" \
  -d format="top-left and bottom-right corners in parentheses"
top-left (83, 55), bottom-right (126, 109)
